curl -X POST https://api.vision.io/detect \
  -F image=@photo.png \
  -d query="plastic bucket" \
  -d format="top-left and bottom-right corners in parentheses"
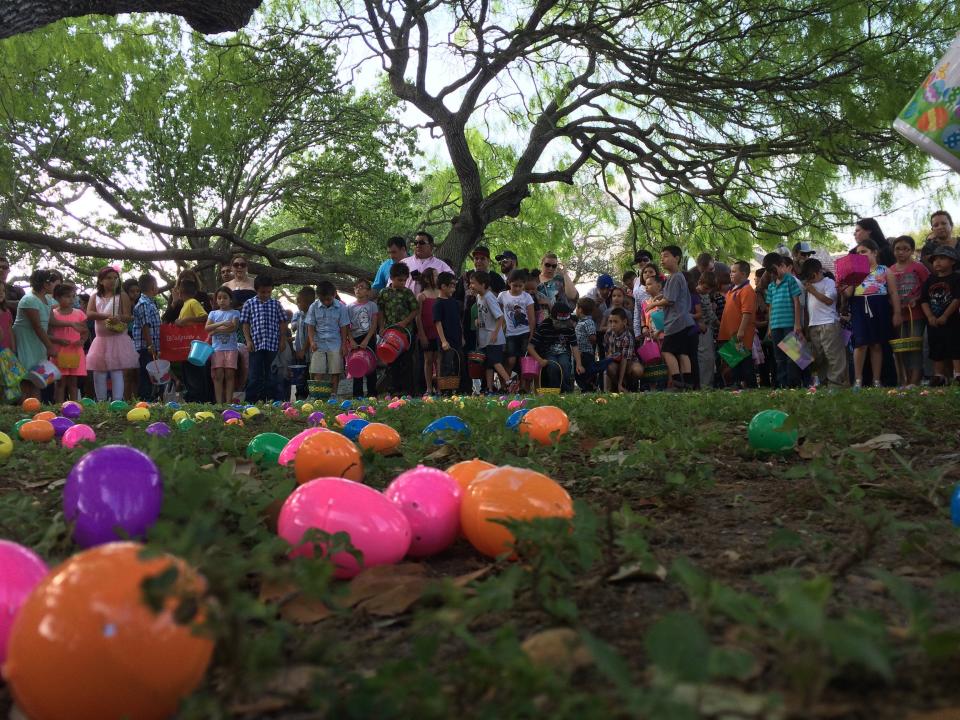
top-left (28, 359), bottom-right (61, 388)
top-left (467, 351), bottom-right (485, 379)
top-left (376, 326), bottom-right (411, 365)
top-left (346, 347), bottom-right (377, 378)
top-left (146, 359), bottom-right (172, 385)
top-left (520, 355), bottom-right (539, 379)
top-left (289, 364), bottom-right (308, 385)
top-left (187, 340), bottom-right (214, 366)
top-left (637, 339), bottom-right (661, 364)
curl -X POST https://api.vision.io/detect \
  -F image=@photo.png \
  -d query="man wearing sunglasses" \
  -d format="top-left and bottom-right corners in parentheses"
top-left (401, 231), bottom-right (453, 295)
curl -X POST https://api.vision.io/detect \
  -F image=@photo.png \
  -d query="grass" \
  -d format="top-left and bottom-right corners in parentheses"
top-left (2, 387), bottom-right (960, 719)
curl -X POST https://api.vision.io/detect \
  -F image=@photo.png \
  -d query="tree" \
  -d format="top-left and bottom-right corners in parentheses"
top-left (0, 12), bottom-right (417, 289)
top-left (313, 0), bottom-right (960, 270)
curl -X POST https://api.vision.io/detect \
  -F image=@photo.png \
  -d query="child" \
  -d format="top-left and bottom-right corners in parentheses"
top-left (528, 300), bottom-right (584, 392)
top-left (271, 324), bottom-right (295, 401)
top-left (132, 273), bottom-right (162, 400)
top-left (497, 269), bottom-right (535, 384)
top-left (604, 307), bottom-right (643, 392)
top-left (86, 265), bottom-right (139, 402)
top-left (433, 271), bottom-right (463, 394)
top-left (642, 274), bottom-right (665, 340)
top-left (717, 261), bottom-right (758, 389)
top-left (601, 286), bottom-right (633, 333)
top-left (0, 282), bottom-right (27, 402)
top-left (575, 297), bottom-right (599, 391)
top-left (646, 246), bottom-right (696, 390)
top-left (348, 279), bottom-right (379, 398)
top-left (920, 246), bottom-right (960, 385)
top-left (417, 268), bottom-right (441, 395)
top-left (205, 286), bottom-right (241, 404)
top-left (291, 286), bottom-right (317, 366)
top-left (695, 271), bottom-right (719, 389)
top-left (175, 278), bottom-right (211, 403)
top-left (763, 253), bottom-right (804, 388)
top-left (378, 262), bottom-right (419, 395)
top-left (800, 259), bottom-right (848, 388)
top-left (525, 269), bottom-right (549, 326)
top-left (306, 280), bottom-right (351, 398)
top-left (50, 283), bottom-right (89, 404)
top-left (470, 270), bottom-right (513, 392)
top-left (891, 236), bottom-right (930, 387)
top-left (240, 275), bottom-right (288, 402)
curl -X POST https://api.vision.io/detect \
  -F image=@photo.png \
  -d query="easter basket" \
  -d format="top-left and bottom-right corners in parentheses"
top-left (890, 307), bottom-right (923, 354)
top-left (436, 350), bottom-right (461, 392)
top-left (537, 359), bottom-right (563, 395)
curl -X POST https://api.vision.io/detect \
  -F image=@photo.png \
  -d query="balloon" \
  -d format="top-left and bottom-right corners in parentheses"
top-left (32, 411), bottom-right (56, 422)
top-left (4, 542), bottom-right (213, 720)
top-left (61, 423), bottom-right (96, 449)
top-left (384, 466), bottom-right (462, 557)
top-left (341, 417), bottom-right (369, 441)
top-left (63, 446), bottom-right (163, 547)
top-left (108, 400), bottom-right (129, 412)
top-left (146, 422), bottom-right (172, 437)
top-left (294, 431), bottom-right (363, 484)
top-left (0, 431), bottom-right (12, 461)
top-left (747, 410), bottom-right (797, 453)
top-left (0, 540), bottom-right (47, 667)
top-left (422, 415), bottom-right (470, 445)
top-left (60, 401), bottom-right (82, 419)
top-left (357, 423), bottom-right (401, 454)
top-left (126, 407), bottom-right (150, 423)
top-left (49, 416), bottom-right (74, 438)
top-left (18, 420), bottom-right (55, 443)
top-left (278, 478), bottom-right (411, 578)
top-left (246, 433), bottom-right (289, 465)
top-left (21, 397), bottom-right (40, 413)
top-left (445, 458), bottom-right (497, 493)
top-left (505, 408), bottom-right (530, 431)
top-left (461, 466), bottom-right (574, 558)
top-left (518, 405), bottom-right (569, 446)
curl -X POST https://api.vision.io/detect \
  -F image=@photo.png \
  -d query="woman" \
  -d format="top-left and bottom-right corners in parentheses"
top-left (536, 253), bottom-right (578, 310)
top-left (854, 217), bottom-right (896, 267)
top-left (86, 266), bottom-right (139, 401)
top-left (843, 239), bottom-right (902, 389)
top-left (12, 269), bottom-right (72, 400)
top-left (224, 255), bottom-right (256, 398)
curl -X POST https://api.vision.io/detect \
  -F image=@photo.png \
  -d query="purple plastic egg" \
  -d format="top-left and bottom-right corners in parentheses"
top-left (49, 417), bottom-right (74, 438)
top-left (60, 401), bottom-right (82, 419)
top-left (146, 422), bottom-right (172, 437)
top-left (63, 445), bottom-right (163, 548)
top-left (308, 411), bottom-right (325, 427)
top-left (221, 409), bottom-right (242, 422)
top-left (61, 424), bottom-right (96, 450)
top-left (384, 466), bottom-right (462, 557)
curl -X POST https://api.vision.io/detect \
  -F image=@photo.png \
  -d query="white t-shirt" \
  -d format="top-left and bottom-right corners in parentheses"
top-left (476, 290), bottom-right (505, 347)
top-left (807, 277), bottom-right (838, 326)
top-left (497, 290), bottom-right (534, 337)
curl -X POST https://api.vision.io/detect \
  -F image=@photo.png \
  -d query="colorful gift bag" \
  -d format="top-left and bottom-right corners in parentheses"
top-left (0, 348), bottom-right (26, 401)
top-left (894, 33), bottom-right (960, 171)
top-left (718, 338), bottom-right (751, 368)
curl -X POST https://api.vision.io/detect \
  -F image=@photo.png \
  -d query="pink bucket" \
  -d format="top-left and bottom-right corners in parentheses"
top-left (520, 355), bottom-right (539, 379)
top-left (835, 253), bottom-right (870, 289)
top-left (346, 347), bottom-right (377, 378)
top-left (637, 339), bottom-right (662, 364)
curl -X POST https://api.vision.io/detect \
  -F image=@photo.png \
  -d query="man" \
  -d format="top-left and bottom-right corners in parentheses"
top-left (632, 249), bottom-right (653, 338)
top-left (496, 250), bottom-right (518, 281)
top-left (218, 260), bottom-right (234, 286)
top-left (401, 231), bottom-right (453, 295)
top-left (372, 236), bottom-right (409, 293)
top-left (695, 252), bottom-right (731, 283)
top-left (0, 255), bottom-right (25, 310)
top-left (790, 241), bottom-right (817, 267)
top-left (584, 274), bottom-right (615, 326)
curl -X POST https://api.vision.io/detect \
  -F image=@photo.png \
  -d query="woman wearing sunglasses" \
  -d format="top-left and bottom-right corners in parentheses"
top-left (536, 253), bottom-right (579, 312)
top-left (225, 254), bottom-right (257, 308)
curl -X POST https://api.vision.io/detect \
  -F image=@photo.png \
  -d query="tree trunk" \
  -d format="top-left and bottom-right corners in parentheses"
top-left (436, 208), bottom-right (484, 273)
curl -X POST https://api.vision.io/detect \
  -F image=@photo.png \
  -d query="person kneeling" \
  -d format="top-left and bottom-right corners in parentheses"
top-left (604, 308), bottom-right (643, 392)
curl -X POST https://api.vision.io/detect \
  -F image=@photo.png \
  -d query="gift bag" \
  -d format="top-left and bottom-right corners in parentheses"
top-left (718, 338), bottom-right (751, 368)
top-left (159, 323), bottom-right (209, 362)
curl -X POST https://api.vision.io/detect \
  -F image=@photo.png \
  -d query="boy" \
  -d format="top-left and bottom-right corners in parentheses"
top-left (290, 286), bottom-right (316, 399)
top-left (528, 300), bottom-right (584, 392)
top-left (604, 307), bottom-right (643, 392)
top-left (574, 296), bottom-right (599, 391)
top-left (717, 261), bottom-right (758, 388)
top-left (348, 279), bottom-right (379, 398)
top-left (240, 275), bottom-right (288, 402)
top-left (433, 271), bottom-right (463, 393)
top-left (306, 280), bottom-right (351, 398)
top-left (920, 246), bottom-right (960, 385)
top-left (497, 269), bottom-right (535, 382)
top-left (763, 253), bottom-right (803, 388)
top-left (131, 272), bottom-right (161, 400)
top-left (378, 262), bottom-right (419, 395)
top-left (470, 270), bottom-right (514, 392)
top-left (646, 245), bottom-right (696, 389)
top-left (800, 258), bottom-right (848, 388)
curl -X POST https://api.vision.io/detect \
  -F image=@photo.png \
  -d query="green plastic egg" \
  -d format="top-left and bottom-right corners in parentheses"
top-left (245, 432), bottom-right (289, 465)
top-left (747, 410), bottom-right (797, 453)
top-left (80, 397), bottom-right (96, 407)
top-left (12, 418), bottom-right (29, 434)
top-left (177, 418), bottom-right (196, 431)
top-left (109, 400), bottom-right (130, 412)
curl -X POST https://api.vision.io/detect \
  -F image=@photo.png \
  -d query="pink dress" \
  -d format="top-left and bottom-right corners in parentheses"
top-left (86, 294), bottom-right (139, 372)
top-left (49, 308), bottom-right (87, 376)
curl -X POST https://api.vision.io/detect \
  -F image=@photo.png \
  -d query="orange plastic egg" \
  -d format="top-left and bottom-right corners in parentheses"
top-left (4, 542), bottom-right (214, 720)
top-left (294, 431), bottom-right (363, 484)
top-left (21, 398), bottom-right (41, 413)
top-left (460, 466), bottom-right (574, 558)
top-left (32, 411), bottom-right (56, 422)
top-left (518, 405), bottom-right (570, 446)
top-left (357, 423), bottom-right (401, 454)
top-left (225, 417), bottom-right (244, 427)
top-left (18, 420), bottom-right (55, 443)
top-left (446, 458), bottom-right (497, 493)
top-left (135, 401), bottom-right (150, 409)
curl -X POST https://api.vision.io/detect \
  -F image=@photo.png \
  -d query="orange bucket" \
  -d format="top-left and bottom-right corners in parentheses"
top-left (376, 326), bottom-right (411, 365)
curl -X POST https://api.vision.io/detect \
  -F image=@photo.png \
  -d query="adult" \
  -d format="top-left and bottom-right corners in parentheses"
top-left (921, 210), bottom-right (957, 261)
top-left (224, 254), bottom-right (256, 308)
top-left (695, 252), bottom-right (731, 284)
top-left (584, 274), bottom-right (615, 326)
top-left (791, 241), bottom-right (817, 267)
top-left (12, 268), bottom-right (63, 399)
top-left (218, 260), bottom-right (234, 286)
top-left (0, 255), bottom-right (25, 310)
top-left (466, 247), bottom-right (505, 293)
top-left (401, 231), bottom-right (453, 295)
top-left (372, 236), bottom-right (409, 293)
top-left (632, 249), bottom-right (653, 337)
top-left (854, 217), bottom-right (895, 267)
top-left (496, 250), bottom-right (518, 281)
top-left (536, 252), bottom-right (578, 309)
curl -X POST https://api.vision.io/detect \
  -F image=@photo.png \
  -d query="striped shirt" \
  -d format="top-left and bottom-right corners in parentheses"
top-left (765, 274), bottom-right (801, 330)
top-left (240, 296), bottom-right (286, 351)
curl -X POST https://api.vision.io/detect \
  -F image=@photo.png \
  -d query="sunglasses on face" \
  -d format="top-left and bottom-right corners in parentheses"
top-left (233, 262), bottom-right (247, 268)
top-left (414, 241), bottom-right (430, 246)
top-left (543, 263), bottom-right (558, 269)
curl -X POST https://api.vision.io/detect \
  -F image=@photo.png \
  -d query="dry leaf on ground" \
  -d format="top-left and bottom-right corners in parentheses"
top-left (849, 433), bottom-right (905, 451)
top-left (521, 628), bottom-right (593, 673)
top-left (608, 560), bottom-right (667, 583)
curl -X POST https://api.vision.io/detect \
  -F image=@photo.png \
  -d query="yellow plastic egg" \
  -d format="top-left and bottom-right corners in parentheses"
top-left (194, 411), bottom-right (215, 422)
top-left (301, 403), bottom-right (314, 413)
top-left (0, 431), bottom-right (12, 460)
top-left (126, 407), bottom-right (150, 423)
top-left (243, 407), bottom-right (261, 419)
top-left (172, 410), bottom-right (188, 423)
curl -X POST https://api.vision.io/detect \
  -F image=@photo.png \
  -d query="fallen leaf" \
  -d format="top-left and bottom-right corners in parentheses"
top-left (672, 683), bottom-right (784, 719)
top-left (344, 563), bottom-right (427, 607)
top-left (259, 578), bottom-right (298, 604)
top-left (596, 451), bottom-right (629, 466)
top-left (211, 451), bottom-right (230, 463)
top-left (452, 566), bottom-right (492, 587)
top-left (797, 441), bottom-right (825, 460)
top-left (608, 560), bottom-right (667, 583)
top-left (594, 436), bottom-right (625, 451)
top-left (424, 445), bottom-right (454, 462)
top-left (722, 550), bottom-right (741, 563)
top-left (521, 628), bottom-right (592, 673)
top-left (280, 594), bottom-right (334, 624)
top-left (232, 460), bottom-right (255, 476)
top-left (850, 433), bottom-right (905, 451)
top-left (229, 665), bottom-right (321, 716)
top-left (357, 577), bottom-right (430, 616)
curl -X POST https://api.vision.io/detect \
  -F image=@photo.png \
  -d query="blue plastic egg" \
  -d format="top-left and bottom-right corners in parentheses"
top-left (422, 415), bottom-right (470, 445)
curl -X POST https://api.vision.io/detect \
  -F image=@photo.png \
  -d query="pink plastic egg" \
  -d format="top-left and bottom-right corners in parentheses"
top-left (384, 466), bottom-right (462, 557)
top-left (61, 423), bottom-right (96, 449)
top-left (284, 407), bottom-right (299, 419)
top-left (0, 540), bottom-right (48, 666)
top-left (278, 477), bottom-right (411, 578)
top-left (335, 412), bottom-right (361, 427)
top-left (277, 427), bottom-right (328, 467)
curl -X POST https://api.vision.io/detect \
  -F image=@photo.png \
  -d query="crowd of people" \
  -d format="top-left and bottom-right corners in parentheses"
top-left (0, 211), bottom-right (958, 404)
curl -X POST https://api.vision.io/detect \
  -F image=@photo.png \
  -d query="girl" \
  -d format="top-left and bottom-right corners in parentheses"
top-left (416, 268), bottom-right (441, 395)
top-left (205, 286), bottom-right (240, 404)
top-left (348, 279), bottom-right (378, 398)
top-left (696, 271), bottom-right (719, 389)
top-left (13, 269), bottom-right (65, 400)
top-left (601, 287), bottom-right (633, 333)
top-left (0, 282), bottom-right (27, 402)
top-left (86, 266), bottom-right (139, 401)
top-left (890, 236), bottom-right (930, 387)
top-left (175, 279), bottom-right (211, 402)
top-left (50, 283), bottom-right (89, 404)
top-left (642, 273), bottom-right (666, 341)
top-left (842, 239), bottom-right (902, 388)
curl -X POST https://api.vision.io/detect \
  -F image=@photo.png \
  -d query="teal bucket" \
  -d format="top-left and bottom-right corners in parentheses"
top-left (187, 340), bottom-right (214, 366)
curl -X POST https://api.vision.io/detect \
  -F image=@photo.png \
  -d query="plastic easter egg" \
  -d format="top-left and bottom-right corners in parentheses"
top-left (165, 401), bottom-right (180, 410)
top-left (243, 406), bottom-right (261, 420)
top-left (341, 418), bottom-right (369, 441)
top-left (278, 478), bottom-right (411, 578)
top-left (952, 485), bottom-right (960, 527)
top-left (445, 458), bottom-right (497, 493)
top-left (64, 446), bottom-right (163, 548)
top-left (177, 418), bottom-right (196, 431)
top-left (4, 542), bottom-right (213, 720)
top-left (135, 401), bottom-right (150, 409)
top-left (278, 427), bottom-right (327, 466)
top-left (357, 423), bottom-right (401, 454)
top-left (385, 466), bottom-right (462, 557)
top-left (747, 410), bottom-right (797, 453)
top-left (49, 416), bottom-right (74, 438)
top-left (246, 433), bottom-right (289, 465)
top-left (506, 408), bottom-right (530, 431)
top-left (194, 411), bottom-right (215, 422)
top-left (0, 431), bottom-right (12, 461)
top-left (335, 412), bottom-right (361, 427)
top-left (171, 410), bottom-right (188, 424)
top-left (11, 418), bottom-right (29, 435)
top-left (21, 397), bottom-right (40, 413)
top-left (282, 402), bottom-right (292, 410)
top-left (294, 431), bottom-right (363, 484)
top-left (507, 399), bottom-right (522, 411)
top-left (146, 422), bottom-right (171, 437)
top-left (32, 411), bottom-right (56, 422)
top-left (225, 417), bottom-right (244, 427)
top-left (301, 403), bottom-right (314, 413)
top-left (308, 411), bottom-right (325, 426)
top-left (60, 401), bottom-right (82, 419)
top-left (422, 415), bottom-right (470, 445)
top-left (518, 406), bottom-right (569, 446)
top-left (284, 407), bottom-right (300, 419)
top-left (221, 409), bottom-right (241, 422)
top-left (387, 400), bottom-right (403, 410)
top-left (61, 424), bottom-right (96, 449)
top-left (108, 400), bottom-right (129, 412)
top-left (461, 466), bottom-right (574, 558)
top-left (0, 540), bottom-right (48, 667)
top-left (18, 420), bottom-right (55, 443)
top-left (126, 407), bottom-right (150, 423)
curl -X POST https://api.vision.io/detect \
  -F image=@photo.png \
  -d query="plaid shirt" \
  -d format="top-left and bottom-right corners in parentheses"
top-left (132, 294), bottom-right (161, 351)
top-left (604, 328), bottom-right (634, 362)
top-left (240, 296), bottom-right (286, 351)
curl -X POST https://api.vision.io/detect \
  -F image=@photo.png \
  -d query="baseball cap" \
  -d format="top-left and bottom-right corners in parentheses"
top-left (495, 250), bottom-right (518, 262)
top-left (597, 274), bottom-right (615, 289)
top-left (797, 241), bottom-right (815, 255)
top-left (633, 249), bottom-right (652, 264)
top-left (552, 301), bottom-right (573, 320)
top-left (929, 245), bottom-right (959, 262)
top-left (472, 246), bottom-right (490, 258)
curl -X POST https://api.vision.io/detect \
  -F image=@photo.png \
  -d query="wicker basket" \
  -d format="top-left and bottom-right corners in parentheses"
top-left (891, 307), bottom-right (923, 354)
top-left (537, 359), bottom-right (563, 395)
top-left (436, 351), bottom-right (461, 391)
